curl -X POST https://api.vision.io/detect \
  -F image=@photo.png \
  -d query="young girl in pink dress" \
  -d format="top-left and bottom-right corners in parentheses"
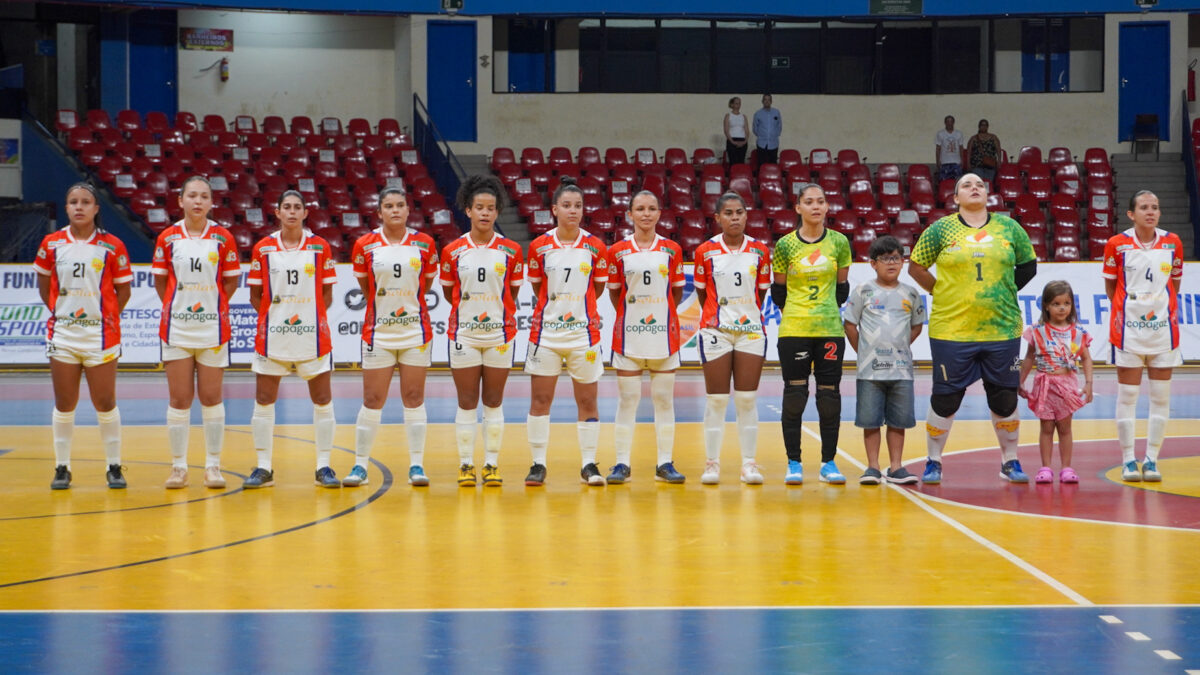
top-left (1017, 281), bottom-right (1094, 484)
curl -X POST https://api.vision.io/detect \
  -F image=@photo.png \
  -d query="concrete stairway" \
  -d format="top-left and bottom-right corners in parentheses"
top-left (456, 153), bottom-right (531, 247)
top-left (1110, 152), bottom-right (1194, 256)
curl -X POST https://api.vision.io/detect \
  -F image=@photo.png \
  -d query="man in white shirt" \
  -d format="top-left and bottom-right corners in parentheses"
top-left (935, 115), bottom-right (966, 182)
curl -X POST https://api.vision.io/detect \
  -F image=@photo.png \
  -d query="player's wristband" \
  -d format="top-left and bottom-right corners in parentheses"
top-left (836, 281), bottom-right (850, 306)
top-left (770, 282), bottom-right (787, 308)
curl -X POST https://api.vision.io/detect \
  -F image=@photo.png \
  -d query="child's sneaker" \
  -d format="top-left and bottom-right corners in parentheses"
top-left (580, 462), bottom-right (605, 486)
top-left (784, 460), bottom-right (803, 485)
top-left (819, 461), bottom-right (846, 484)
top-left (164, 466), bottom-right (188, 489)
top-left (1141, 460), bottom-right (1162, 482)
top-left (243, 467), bottom-right (274, 488)
top-left (408, 465), bottom-right (429, 486)
top-left (50, 464), bottom-right (71, 490)
top-left (740, 461), bottom-right (764, 485)
top-left (482, 464), bottom-right (502, 487)
top-left (203, 466), bottom-right (226, 489)
top-left (921, 459), bottom-right (942, 484)
top-left (999, 460), bottom-right (1029, 483)
top-left (1034, 466), bottom-right (1054, 484)
top-left (858, 468), bottom-right (882, 485)
top-left (1121, 460), bottom-right (1141, 482)
top-left (606, 463), bottom-right (631, 484)
top-left (654, 462), bottom-right (685, 484)
top-left (314, 466), bottom-right (340, 488)
top-left (524, 463), bottom-right (547, 486)
top-left (700, 461), bottom-right (720, 485)
top-left (1059, 467), bottom-right (1079, 484)
top-left (106, 464), bottom-right (127, 489)
top-left (342, 465), bottom-right (369, 487)
top-left (458, 463), bottom-right (477, 487)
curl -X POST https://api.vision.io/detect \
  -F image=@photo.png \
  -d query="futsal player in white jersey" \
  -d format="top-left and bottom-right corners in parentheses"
top-left (524, 177), bottom-right (610, 486)
top-left (605, 191), bottom-right (687, 484)
top-left (35, 183), bottom-right (133, 489)
top-left (442, 175), bottom-right (524, 487)
top-left (244, 191), bottom-right (340, 488)
top-left (347, 187), bottom-right (439, 487)
top-left (692, 192), bottom-right (772, 485)
top-left (1103, 190), bottom-right (1185, 482)
top-left (151, 176), bottom-right (242, 489)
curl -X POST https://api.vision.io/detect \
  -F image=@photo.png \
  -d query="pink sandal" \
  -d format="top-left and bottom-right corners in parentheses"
top-left (1035, 466), bottom-right (1054, 484)
top-left (1060, 467), bottom-right (1079, 484)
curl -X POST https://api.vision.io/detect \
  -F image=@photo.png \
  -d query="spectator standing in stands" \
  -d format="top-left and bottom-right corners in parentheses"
top-left (752, 94), bottom-right (782, 168)
top-left (935, 115), bottom-right (966, 182)
top-left (724, 97), bottom-right (749, 166)
top-left (967, 119), bottom-right (1003, 182)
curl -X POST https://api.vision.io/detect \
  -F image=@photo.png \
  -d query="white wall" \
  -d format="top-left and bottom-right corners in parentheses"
top-left (176, 10), bottom-right (398, 124)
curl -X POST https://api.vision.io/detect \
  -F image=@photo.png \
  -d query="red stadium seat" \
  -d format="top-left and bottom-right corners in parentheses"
top-left (879, 192), bottom-right (905, 219)
top-left (578, 146), bottom-right (603, 171)
top-left (1026, 165), bottom-right (1052, 202)
top-left (1046, 147), bottom-right (1073, 170)
top-left (937, 179), bottom-right (956, 208)
top-left (528, 164), bottom-right (554, 191)
top-left (1049, 193), bottom-right (1079, 223)
top-left (729, 176), bottom-right (754, 205)
top-left (377, 118), bottom-right (402, 139)
top-left (233, 115), bottom-right (257, 134)
top-left (55, 109), bottom-right (80, 136)
top-left (261, 116), bottom-right (286, 137)
top-left (116, 109), bottom-right (142, 133)
top-left (319, 116), bottom-right (343, 137)
top-left (1083, 148), bottom-right (1110, 171)
top-left (745, 210), bottom-right (769, 241)
top-left (852, 228), bottom-right (877, 261)
top-left (848, 180), bottom-right (875, 218)
top-left (633, 147), bottom-right (657, 171)
top-left (174, 111), bottom-right (198, 135)
top-left (347, 118), bottom-right (371, 138)
top-left (605, 147), bottom-right (630, 169)
top-left (291, 116), bottom-right (315, 137)
top-left (1016, 146), bottom-right (1042, 174)
top-left (831, 210), bottom-right (858, 236)
top-left (846, 163), bottom-right (870, 183)
top-left (874, 163), bottom-right (901, 189)
top-left (996, 175), bottom-right (1023, 204)
top-left (863, 209), bottom-right (889, 235)
top-left (808, 148), bottom-right (832, 172)
top-left (905, 164), bottom-right (932, 186)
top-left (202, 114), bottom-right (226, 135)
top-left (86, 109), bottom-right (113, 131)
top-left (664, 148), bottom-right (688, 172)
top-left (691, 148), bottom-right (717, 169)
top-left (130, 128), bottom-right (156, 148)
top-left (548, 146), bottom-right (573, 170)
top-left (778, 149), bottom-right (804, 177)
top-left (836, 149), bottom-right (861, 174)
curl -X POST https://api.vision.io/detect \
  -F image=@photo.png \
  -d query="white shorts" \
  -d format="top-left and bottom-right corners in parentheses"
top-left (611, 352), bottom-right (680, 372)
top-left (697, 327), bottom-right (767, 362)
top-left (450, 340), bottom-right (516, 369)
top-left (1111, 346), bottom-right (1182, 369)
top-left (361, 341), bottom-right (431, 369)
top-left (46, 342), bottom-right (120, 368)
top-left (524, 343), bottom-right (605, 383)
top-left (162, 342), bottom-right (230, 368)
top-left (252, 352), bottom-right (333, 380)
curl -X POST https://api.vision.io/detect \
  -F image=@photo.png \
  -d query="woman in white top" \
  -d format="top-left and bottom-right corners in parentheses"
top-left (724, 97), bottom-right (749, 166)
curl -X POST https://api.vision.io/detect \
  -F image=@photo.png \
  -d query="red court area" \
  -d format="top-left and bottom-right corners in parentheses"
top-left (911, 437), bottom-right (1200, 530)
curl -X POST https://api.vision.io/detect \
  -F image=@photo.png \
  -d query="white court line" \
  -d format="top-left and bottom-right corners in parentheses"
top-left (1155, 650), bottom-right (1182, 660)
top-left (1099, 614), bottom-right (1123, 624)
top-left (1126, 631), bottom-right (1151, 641)
top-left (809, 427), bottom-right (1095, 606)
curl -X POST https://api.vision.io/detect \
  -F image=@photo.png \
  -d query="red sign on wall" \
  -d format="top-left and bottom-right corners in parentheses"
top-left (179, 27), bottom-right (234, 52)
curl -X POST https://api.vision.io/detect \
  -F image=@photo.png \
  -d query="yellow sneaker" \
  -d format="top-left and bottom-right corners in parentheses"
top-left (482, 464), bottom-right (502, 487)
top-left (458, 463), bottom-right (476, 487)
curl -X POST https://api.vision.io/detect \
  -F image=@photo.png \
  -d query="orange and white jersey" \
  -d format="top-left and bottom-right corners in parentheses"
top-left (1102, 227), bottom-right (1184, 354)
top-left (248, 230), bottom-right (337, 361)
top-left (32, 228), bottom-right (132, 351)
top-left (607, 234), bottom-right (685, 358)
top-left (692, 234), bottom-right (771, 334)
top-left (527, 229), bottom-right (608, 349)
top-left (440, 232), bottom-right (524, 347)
top-left (151, 220), bottom-right (242, 348)
top-left (351, 227), bottom-right (439, 350)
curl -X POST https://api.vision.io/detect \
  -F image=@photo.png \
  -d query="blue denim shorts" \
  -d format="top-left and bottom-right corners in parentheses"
top-left (855, 378), bottom-right (916, 429)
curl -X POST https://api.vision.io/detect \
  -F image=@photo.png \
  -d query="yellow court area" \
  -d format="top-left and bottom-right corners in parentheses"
top-left (2, 415), bottom-right (1198, 612)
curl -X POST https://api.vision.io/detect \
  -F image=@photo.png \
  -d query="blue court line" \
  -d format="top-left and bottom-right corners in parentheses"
top-left (1, 606), bottom-right (1196, 674)
top-left (0, 434), bottom-right (394, 590)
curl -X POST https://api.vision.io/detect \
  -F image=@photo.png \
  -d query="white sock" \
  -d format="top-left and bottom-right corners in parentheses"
top-left (991, 410), bottom-right (1021, 463)
top-left (1146, 379), bottom-right (1171, 462)
top-left (96, 407), bottom-right (121, 465)
top-left (614, 376), bottom-right (641, 466)
top-left (404, 404), bottom-right (426, 468)
top-left (313, 402), bottom-right (335, 469)
top-left (1115, 383), bottom-right (1139, 464)
top-left (924, 409), bottom-right (955, 461)
top-left (527, 414), bottom-right (550, 466)
top-left (704, 393), bottom-right (730, 461)
top-left (201, 403), bottom-right (224, 468)
top-left (578, 420), bottom-right (600, 467)
top-left (651, 372), bottom-right (676, 465)
top-left (733, 390), bottom-right (758, 462)
top-left (354, 406), bottom-right (382, 469)
top-left (166, 406), bottom-right (190, 469)
top-left (252, 402), bottom-right (275, 470)
top-left (52, 408), bottom-right (74, 469)
top-left (483, 405), bottom-right (504, 467)
top-left (455, 406), bottom-right (476, 464)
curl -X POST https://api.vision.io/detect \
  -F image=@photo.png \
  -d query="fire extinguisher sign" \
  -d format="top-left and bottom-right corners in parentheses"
top-left (180, 27), bottom-right (234, 52)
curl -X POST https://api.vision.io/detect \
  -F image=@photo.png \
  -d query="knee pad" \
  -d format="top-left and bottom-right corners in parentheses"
top-left (617, 376), bottom-right (642, 407)
top-left (814, 386), bottom-right (840, 421)
top-left (930, 390), bottom-right (964, 418)
top-left (983, 381), bottom-right (1018, 417)
top-left (782, 383), bottom-right (809, 417)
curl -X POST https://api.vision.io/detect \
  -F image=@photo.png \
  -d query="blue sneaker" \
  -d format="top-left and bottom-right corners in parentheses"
top-left (819, 461), bottom-right (846, 485)
top-left (1000, 460), bottom-right (1029, 483)
top-left (342, 465), bottom-right (369, 487)
top-left (607, 463), bottom-right (631, 484)
top-left (408, 465), bottom-right (429, 486)
top-left (922, 459), bottom-right (942, 484)
top-left (243, 467), bottom-right (274, 489)
top-left (314, 466), bottom-right (340, 488)
top-left (1141, 460), bottom-right (1162, 482)
top-left (655, 462), bottom-right (685, 484)
top-left (785, 460), bottom-right (803, 485)
top-left (1121, 460), bottom-right (1141, 482)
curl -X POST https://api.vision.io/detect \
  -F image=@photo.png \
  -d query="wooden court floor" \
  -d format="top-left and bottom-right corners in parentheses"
top-left (0, 371), bottom-right (1197, 673)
